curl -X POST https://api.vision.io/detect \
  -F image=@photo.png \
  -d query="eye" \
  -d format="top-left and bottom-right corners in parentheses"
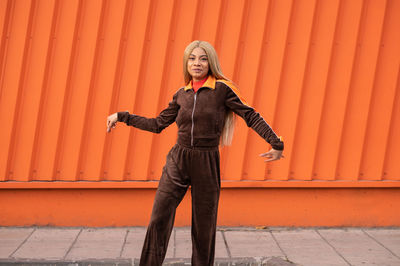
top-left (201, 57), bottom-right (208, 61)
top-left (188, 56), bottom-right (195, 60)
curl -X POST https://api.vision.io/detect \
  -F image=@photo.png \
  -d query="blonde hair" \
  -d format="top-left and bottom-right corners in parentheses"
top-left (183, 40), bottom-right (235, 146)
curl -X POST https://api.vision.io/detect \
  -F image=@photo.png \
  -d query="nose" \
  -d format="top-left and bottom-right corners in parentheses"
top-left (193, 58), bottom-right (200, 65)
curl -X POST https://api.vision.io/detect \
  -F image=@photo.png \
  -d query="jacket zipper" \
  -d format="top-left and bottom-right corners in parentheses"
top-left (191, 93), bottom-right (197, 147)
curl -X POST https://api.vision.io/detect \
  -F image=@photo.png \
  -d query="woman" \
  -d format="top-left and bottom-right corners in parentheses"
top-left (107, 40), bottom-right (284, 266)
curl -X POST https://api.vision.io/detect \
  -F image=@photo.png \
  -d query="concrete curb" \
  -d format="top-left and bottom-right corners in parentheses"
top-left (145, 257), bottom-right (299, 266)
top-left (0, 257), bottom-right (299, 266)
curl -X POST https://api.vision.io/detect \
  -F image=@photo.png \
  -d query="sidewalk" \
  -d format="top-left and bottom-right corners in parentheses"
top-left (0, 227), bottom-right (399, 266)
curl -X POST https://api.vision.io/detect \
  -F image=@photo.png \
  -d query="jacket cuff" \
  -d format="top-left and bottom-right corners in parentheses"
top-left (117, 111), bottom-right (130, 123)
top-left (271, 136), bottom-right (284, 151)
top-left (271, 142), bottom-right (284, 151)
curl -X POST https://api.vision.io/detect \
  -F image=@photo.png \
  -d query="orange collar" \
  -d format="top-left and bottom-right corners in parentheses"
top-left (184, 75), bottom-right (216, 91)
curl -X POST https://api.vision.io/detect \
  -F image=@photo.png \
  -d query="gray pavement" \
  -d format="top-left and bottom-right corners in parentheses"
top-left (0, 227), bottom-right (399, 265)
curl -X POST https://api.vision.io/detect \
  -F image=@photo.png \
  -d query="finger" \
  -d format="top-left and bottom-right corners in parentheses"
top-left (261, 154), bottom-right (273, 159)
top-left (265, 154), bottom-right (284, 162)
top-left (107, 122), bottom-right (115, 132)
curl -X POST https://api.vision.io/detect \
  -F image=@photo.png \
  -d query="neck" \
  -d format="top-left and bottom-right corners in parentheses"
top-left (192, 76), bottom-right (208, 92)
top-left (192, 76), bottom-right (208, 83)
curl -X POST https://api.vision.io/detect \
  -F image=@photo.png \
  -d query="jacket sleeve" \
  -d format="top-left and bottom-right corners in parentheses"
top-left (117, 91), bottom-right (180, 133)
top-left (224, 83), bottom-right (284, 150)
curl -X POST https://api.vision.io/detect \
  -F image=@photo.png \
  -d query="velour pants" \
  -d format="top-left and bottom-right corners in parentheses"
top-left (139, 143), bottom-right (221, 266)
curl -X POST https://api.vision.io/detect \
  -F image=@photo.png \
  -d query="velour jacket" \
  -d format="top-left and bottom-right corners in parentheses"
top-left (117, 75), bottom-right (284, 150)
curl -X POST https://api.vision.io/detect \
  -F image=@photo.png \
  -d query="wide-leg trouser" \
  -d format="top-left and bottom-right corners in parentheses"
top-left (139, 143), bottom-right (221, 266)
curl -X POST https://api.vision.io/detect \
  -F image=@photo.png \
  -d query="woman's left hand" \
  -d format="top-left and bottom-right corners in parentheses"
top-left (260, 148), bottom-right (284, 162)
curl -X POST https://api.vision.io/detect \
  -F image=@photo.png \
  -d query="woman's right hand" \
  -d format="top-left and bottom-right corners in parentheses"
top-left (107, 113), bottom-right (118, 133)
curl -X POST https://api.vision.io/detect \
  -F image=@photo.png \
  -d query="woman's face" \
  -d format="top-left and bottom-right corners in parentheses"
top-left (187, 47), bottom-right (209, 82)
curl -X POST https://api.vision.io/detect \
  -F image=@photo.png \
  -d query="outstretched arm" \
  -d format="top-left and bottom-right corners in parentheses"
top-left (106, 91), bottom-right (180, 134)
top-left (223, 81), bottom-right (284, 159)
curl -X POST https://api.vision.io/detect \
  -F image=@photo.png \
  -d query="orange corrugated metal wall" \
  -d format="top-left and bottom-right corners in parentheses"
top-left (1, 0), bottom-right (400, 184)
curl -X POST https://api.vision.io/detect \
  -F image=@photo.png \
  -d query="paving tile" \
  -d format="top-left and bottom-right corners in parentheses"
top-left (174, 228), bottom-right (228, 259)
top-left (364, 229), bottom-right (400, 257)
top-left (12, 228), bottom-right (80, 259)
top-left (319, 229), bottom-right (400, 266)
top-left (166, 229), bottom-right (174, 258)
top-left (0, 228), bottom-right (34, 258)
top-left (272, 229), bottom-right (347, 266)
top-left (175, 228), bottom-right (191, 258)
top-left (215, 231), bottom-right (229, 258)
top-left (224, 230), bottom-right (283, 258)
top-left (120, 227), bottom-right (146, 259)
top-left (120, 227), bottom-right (173, 259)
top-left (65, 228), bottom-right (126, 260)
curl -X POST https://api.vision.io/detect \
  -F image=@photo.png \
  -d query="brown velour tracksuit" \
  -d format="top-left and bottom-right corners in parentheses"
top-left (118, 75), bottom-right (284, 266)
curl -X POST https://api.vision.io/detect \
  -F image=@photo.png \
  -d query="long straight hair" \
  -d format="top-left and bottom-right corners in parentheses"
top-left (183, 40), bottom-right (235, 146)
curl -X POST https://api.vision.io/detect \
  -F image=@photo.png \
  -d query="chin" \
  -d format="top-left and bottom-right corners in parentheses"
top-left (196, 74), bottom-right (206, 79)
